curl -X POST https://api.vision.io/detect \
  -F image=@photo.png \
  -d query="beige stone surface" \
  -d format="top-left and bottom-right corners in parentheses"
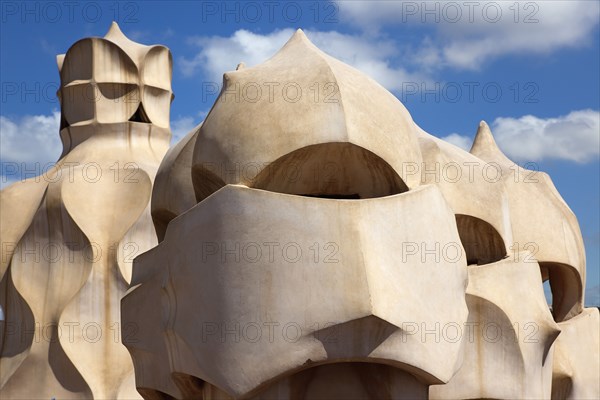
top-left (0, 23), bottom-right (171, 399)
top-left (151, 125), bottom-right (201, 242)
top-left (415, 124), bottom-right (513, 265)
top-left (191, 30), bottom-right (420, 202)
top-left (551, 307), bottom-right (600, 399)
top-left (122, 29), bottom-right (598, 399)
top-left (1, 25), bottom-right (598, 400)
top-left (124, 184), bottom-right (468, 398)
top-left (470, 122), bottom-right (586, 322)
top-left (429, 255), bottom-right (560, 399)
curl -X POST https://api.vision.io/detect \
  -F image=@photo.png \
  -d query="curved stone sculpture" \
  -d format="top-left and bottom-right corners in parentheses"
top-left (551, 308), bottom-right (600, 399)
top-left (151, 125), bottom-right (201, 242)
top-left (122, 29), bottom-right (598, 399)
top-left (191, 30), bottom-right (421, 203)
top-left (1, 25), bottom-right (598, 400)
top-left (417, 120), bottom-right (586, 322)
top-left (0, 22), bottom-right (172, 399)
top-left (124, 184), bottom-right (469, 398)
top-left (429, 255), bottom-right (560, 399)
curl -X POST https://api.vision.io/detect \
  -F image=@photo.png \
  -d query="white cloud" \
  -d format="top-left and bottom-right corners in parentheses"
top-left (179, 29), bottom-right (428, 92)
top-left (180, 29), bottom-right (292, 79)
top-left (441, 133), bottom-right (472, 151)
top-left (338, 1), bottom-right (600, 70)
top-left (0, 112), bottom-right (62, 165)
top-left (170, 115), bottom-right (200, 144)
top-left (177, 2), bottom-right (599, 89)
top-left (493, 110), bottom-right (599, 163)
top-left (440, 110), bottom-right (600, 163)
top-left (0, 112), bottom-right (62, 189)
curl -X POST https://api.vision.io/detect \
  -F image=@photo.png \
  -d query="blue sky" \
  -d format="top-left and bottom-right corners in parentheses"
top-left (1, 1), bottom-right (598, 305)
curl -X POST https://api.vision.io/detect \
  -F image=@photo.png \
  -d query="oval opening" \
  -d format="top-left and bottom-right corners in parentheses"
top-left (252, 142), bottom-right (408, 199)
top-left (253, 362), bottom-right (427, 399)
top-left (539, 261), bottom-right (582, 322)
top-left (455, 214), bottom-right (507, 265)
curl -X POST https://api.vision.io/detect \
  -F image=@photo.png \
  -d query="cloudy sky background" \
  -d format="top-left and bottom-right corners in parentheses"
top-left (1, 1), bottom-right (599, 305)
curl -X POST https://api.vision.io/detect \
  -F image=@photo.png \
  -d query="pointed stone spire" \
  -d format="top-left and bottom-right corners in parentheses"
top-left (470, 121), bottom-right (495, 152)
top-left (56, 54), bottom-right (65, 73)
top-left (236, 62), bottom-right (245, 71)
top-left (103, 21), bottom-right (151, 66)
top-left (104, 21), bottom-right (141, 46)
top-left (470, 120), bottom-right (512, 166)
top-left (277, 28), bottom-right (319, 55)
top-left (105, 21), bottom-right (126, 39)
top-left (293, 28), bottom-right (308, 39)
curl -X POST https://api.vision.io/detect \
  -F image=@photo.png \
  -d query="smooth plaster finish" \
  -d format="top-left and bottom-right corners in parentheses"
top-left (429, 256), bottom-right (560, 399)
top-left (123, 30), bottom-right (599, 399)
top-left (0, 23), bottom-right (171, 399)
top-left (1, 26), bottom-right (598, 400)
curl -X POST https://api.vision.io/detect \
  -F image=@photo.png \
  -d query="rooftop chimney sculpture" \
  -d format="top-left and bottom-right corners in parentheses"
top-left (0, 22), bottom-right (172, 399)
top-left (1, 25), bottom-right (598, 400)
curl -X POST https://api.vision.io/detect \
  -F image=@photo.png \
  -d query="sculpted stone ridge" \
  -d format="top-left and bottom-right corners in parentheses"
top-left (127, 184), bottom-right (468, 397)
top-left (192, 29), bottom-right (422, 202)
top-left (1, 25), bottom-right (598, 400)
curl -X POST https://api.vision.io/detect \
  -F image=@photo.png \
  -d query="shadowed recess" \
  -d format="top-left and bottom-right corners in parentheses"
top-left (191, 166), bottom-right (227, 204)
top-left (171, 373), bottom-right (204, 399)
top-left (551, 346), bottom-right (573, 400)
top-left (313, 316), bottom-right (398, 359)
top-left (129, 103), bottom-right (151, 123)
top-left (250, 362), bottom-right (427, 399)
top-left (48, 324), bottom-right (93, 395)
top-left (0, 270), bottom-right (35, 360)
top-left (252, 142), bottom-right (408, 199)
top-left (137, 388), bottom-right (177, 400)
top-left (151, 209), bottom-right (177, 243)
top-left (455, 215), bottom-right (506, 265)
top-left (0, 267), bottom-right (35, 391)
top-left (540, 262), bottom-right (583, 322)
